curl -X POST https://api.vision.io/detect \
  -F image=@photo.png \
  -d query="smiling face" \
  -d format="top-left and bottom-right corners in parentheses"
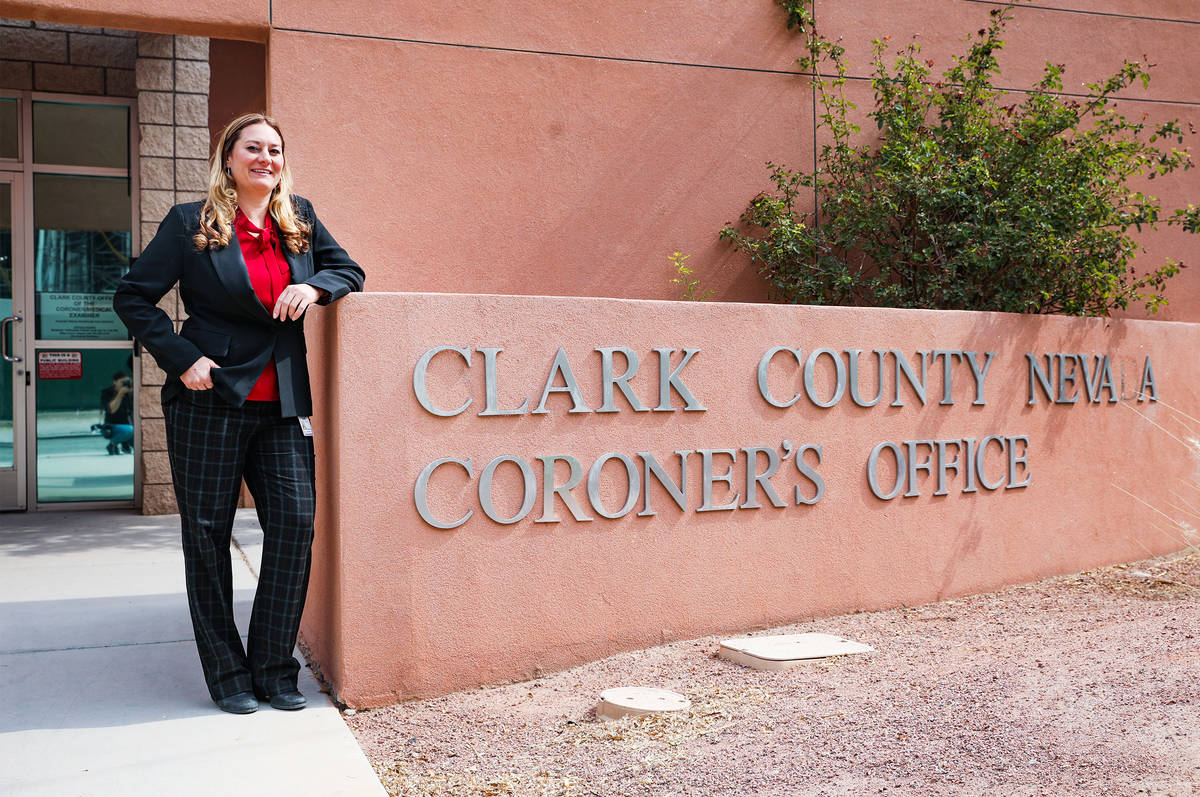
top-left (224, 121), bottom-right (284, 199)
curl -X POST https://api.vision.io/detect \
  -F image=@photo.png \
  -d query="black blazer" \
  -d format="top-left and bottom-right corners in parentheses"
top-left (113, 196), bottom-right (365, 417)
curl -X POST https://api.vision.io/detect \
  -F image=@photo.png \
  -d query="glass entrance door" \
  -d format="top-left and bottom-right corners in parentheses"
top-left (0, 175), bottom-right (27, 510)
top-left (2, 93), bottom-right (137, 511)
top-left (32, 170), bottom-right (136, 504)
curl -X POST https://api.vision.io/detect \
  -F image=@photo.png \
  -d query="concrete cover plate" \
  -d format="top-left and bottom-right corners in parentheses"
top-left (597, 687), bottom-right (691, 721)
top-left (718, 632), bottom-right (874, 671)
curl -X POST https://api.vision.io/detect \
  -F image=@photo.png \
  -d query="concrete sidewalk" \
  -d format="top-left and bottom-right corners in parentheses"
top-left (0, 509), bottom-right (386, 797)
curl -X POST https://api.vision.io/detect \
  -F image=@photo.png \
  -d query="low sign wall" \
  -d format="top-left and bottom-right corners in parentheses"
top-left (301, 293), bottom-right (1200, 708)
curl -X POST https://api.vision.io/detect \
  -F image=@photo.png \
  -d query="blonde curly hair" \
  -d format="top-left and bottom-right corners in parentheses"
top-left (193, 113), bottom-right (311, 254)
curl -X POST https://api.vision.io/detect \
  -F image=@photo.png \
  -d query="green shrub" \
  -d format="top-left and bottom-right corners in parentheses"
top-left (721, 1), bottom-right (1197, 315)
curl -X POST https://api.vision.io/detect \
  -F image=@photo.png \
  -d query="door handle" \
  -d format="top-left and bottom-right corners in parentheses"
top-left (1, 314), bottom-right (22, 363)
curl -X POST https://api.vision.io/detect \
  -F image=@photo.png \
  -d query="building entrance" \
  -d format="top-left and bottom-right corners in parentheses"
top-left (0, 93), bottom-right (138, 511)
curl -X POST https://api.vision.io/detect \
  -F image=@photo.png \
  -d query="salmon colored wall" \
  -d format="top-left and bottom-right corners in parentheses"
top-left (302, 293), bottom-right (1200, 707)
top-left (262, 0), bottom-right (1200, 317)
top-left (270, 0), bottom-right (800, 70)
top-left (1029, 1), bottom-right (1197, 18)
top-left (824, 0), bottom-right (1200, 103)
top-left (266, 27), bottom-right (806, 303)
top-left (6, 0), bottom-right (1199, 317)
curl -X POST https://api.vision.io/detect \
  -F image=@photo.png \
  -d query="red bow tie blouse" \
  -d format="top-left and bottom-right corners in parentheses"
top-left (234, 208), bottom-right (292, 401)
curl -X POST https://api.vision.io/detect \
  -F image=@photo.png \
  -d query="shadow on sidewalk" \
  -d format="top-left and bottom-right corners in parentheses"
top-left (0, 511), bottom-right (179, 556)
top-left (0, 589), bottom-right (256, 732)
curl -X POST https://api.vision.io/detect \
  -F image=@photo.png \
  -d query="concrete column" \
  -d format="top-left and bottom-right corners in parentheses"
top-left (136, 33), bottom-right (209, 515)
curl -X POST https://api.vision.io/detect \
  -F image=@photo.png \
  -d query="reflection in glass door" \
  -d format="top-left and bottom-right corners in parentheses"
top-left (35, 349), bottom-right (135, 502)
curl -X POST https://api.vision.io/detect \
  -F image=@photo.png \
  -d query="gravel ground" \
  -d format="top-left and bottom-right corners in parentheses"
top-left (344, 551), bottom-right (1200, 796)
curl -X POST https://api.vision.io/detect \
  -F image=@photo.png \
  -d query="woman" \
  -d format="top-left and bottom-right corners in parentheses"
top-left (114, 113), bottom-right (365, 714)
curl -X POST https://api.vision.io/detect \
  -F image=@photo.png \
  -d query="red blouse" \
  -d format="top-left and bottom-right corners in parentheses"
top-left (235, 208), bottom-right (291, 401)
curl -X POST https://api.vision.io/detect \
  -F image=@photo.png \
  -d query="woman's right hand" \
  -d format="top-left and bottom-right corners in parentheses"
top-left (181, 356), bottom-right (220, 390)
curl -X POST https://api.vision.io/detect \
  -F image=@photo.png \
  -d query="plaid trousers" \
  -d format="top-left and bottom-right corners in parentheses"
top-left (164, 389), bottom-right (316, 701)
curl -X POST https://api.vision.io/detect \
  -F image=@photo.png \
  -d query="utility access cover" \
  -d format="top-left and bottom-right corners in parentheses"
top-left (596, 687), bottom-right (691, 721)
top-left (718, 633), bottom-right (874, 671)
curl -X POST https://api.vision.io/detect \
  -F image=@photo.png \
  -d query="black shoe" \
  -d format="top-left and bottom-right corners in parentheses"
top-left (267, 690), bottom-right (306, 711)
top-left (214, 691), bottom-right (259, 714)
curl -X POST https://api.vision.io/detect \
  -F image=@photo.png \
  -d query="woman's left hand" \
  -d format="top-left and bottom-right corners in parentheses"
top-left (272, 283), bottom-right (323, 321)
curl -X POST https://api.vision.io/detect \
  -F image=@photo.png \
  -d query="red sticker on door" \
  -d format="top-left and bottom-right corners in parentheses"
top-left (38, 351), bottom-right (82, 380)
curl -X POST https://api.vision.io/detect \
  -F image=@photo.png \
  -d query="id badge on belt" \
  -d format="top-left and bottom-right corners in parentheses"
top-left (298, 417), bottom-right (314, 437)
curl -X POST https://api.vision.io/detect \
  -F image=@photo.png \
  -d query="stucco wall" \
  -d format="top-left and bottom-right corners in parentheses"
top-left (302, 293), bottom-right (1200, 707)
top-left (5, 0), bottom-right (1199, 318)
top-left (264, 0), bottom-right (1200, 318)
